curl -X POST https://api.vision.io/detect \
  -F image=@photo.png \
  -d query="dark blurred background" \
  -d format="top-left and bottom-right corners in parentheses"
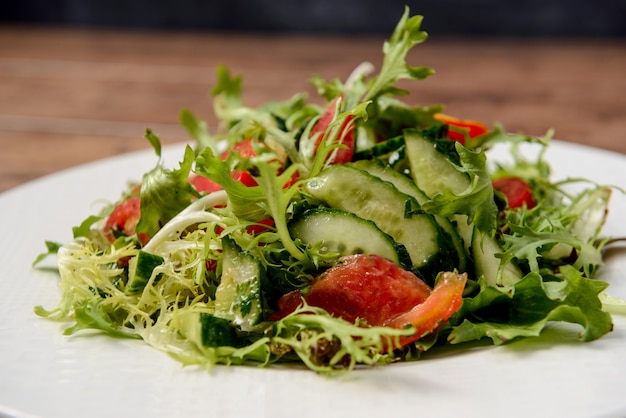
top-left (2, 0), bottom-right (626, 37)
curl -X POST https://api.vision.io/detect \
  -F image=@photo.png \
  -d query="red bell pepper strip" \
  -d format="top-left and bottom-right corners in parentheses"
top-left (435, 113), bottom-right (489, 144)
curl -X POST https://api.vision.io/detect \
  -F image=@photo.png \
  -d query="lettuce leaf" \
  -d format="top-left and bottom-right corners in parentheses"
top-left (136, 140), bottom-right (199, 238)
top-left (449, 266), bottom-right (612, 345)
top-left (310, 7), bottom-right (434, 111)
top-left (32, 240), bottom-right (63, 267)
top-left (364, 8), bottom-right (433, 102)
top-left (179, 108), bottom-right (221, 155)
top-left (63, 300), bottom-right (141, 339)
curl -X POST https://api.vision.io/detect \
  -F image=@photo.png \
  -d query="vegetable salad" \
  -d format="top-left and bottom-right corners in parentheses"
top-left (35, 8), bottom-right (619, 374)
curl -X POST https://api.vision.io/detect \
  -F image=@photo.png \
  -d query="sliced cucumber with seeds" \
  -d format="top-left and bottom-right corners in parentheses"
top-left (289, 207), bottom-right (411, 268)
top-left (214, 236), bottom-right (263, 332)
top-left (351, 159), bottom-right (467, 272)
top-left (305, 164), bottom-right (456, 279)
top-left (404, 130), bottom-right (523, 287)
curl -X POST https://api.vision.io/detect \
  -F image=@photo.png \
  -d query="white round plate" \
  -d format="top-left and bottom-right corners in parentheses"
top-left (1, 140), bottom-right (625, 418)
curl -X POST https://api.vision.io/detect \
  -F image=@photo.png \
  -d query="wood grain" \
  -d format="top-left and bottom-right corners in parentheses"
top-left (1, 26), bottom-right (625, 192)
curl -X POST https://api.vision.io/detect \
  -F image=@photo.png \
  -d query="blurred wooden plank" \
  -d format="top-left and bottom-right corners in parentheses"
top-left (0, 26), bottom-right (625, 193)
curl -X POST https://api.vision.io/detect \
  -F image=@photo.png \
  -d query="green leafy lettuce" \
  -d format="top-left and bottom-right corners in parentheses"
top-left (449, 266), bottom-right (612, 344)
top-left (136, 137), bottom-right (199, 238)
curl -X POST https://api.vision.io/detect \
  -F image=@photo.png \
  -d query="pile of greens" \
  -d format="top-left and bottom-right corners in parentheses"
top-left (34, 8), bottom-right (620, 374)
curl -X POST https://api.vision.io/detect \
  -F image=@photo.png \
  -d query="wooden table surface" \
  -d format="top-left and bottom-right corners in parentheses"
top-left (1, 26), bottom-right (625, 193)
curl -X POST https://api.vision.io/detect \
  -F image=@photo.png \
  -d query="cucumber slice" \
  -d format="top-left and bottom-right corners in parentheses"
top-left (351, 159), bottom-right (468, 272)
top-left (289, 207), bottom-right (411, 267)
top-left (403, 130), bottom-right (519, 284)
top-left (125, 250), bottom-right (164, 295)
top-left (472, 227), bottom-right (523, 287)
top-left (305, 164), bottom-right (456, 278)
top-left (180, 311), bottom-right (236, 348)
top-left (351, 159), bottom-right (429, 203)
top-left (353, 135), bottom-right (405, 160)
top-left (214, 236), bottom-right (263, 331)
top-left (402, 131), bottom-right (474, 250)
top-left (404, 129), bottom-right (470, 197)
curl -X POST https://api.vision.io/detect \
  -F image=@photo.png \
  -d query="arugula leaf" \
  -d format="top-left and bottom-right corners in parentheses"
top-left (466, 123), bottom-right (552, 152)
top-left (309, 75), bottom-right (346, 102)
top-left (503, 222), bottom-right (603, 277)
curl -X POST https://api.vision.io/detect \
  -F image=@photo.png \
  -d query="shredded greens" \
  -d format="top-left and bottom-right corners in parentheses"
top-left (34, 7), bottom-right (621, 375)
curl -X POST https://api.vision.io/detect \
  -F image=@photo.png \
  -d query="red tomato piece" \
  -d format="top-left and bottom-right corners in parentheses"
top-left (304, 254), bottom-right (432, 326)
top-left (310, 96), bottom-right (355, 165)
top-left (384, 271), bottom-right (467, 348)
top-left (224, 140), bottom-right (261, 187)
top-left (188, 174), bottom-right (223, 193)
top-left (188, 139), bottom-right (260, 192)
top-left (231, 170), bottom-right (258, 187)
top-left (272, 254), bottom-right (430, 322)
top-left (434, 113), bottom-right (489, 144)
top-left (205, 257), bottom-right (219, 273)
top-left (224, 137), bottom-right (257, 159)
top-left (189, 170), bottom-right (258, 193)
top-left (103, 196), bottom-right (149, 245)
top-left (272, 254), bottom-right (466, 348)
top-left (246, 217), bottom-right (275, 235)
top-left (492, 176), bottom-right (536, 209)
top-left (273, 289), bottom-right (304, 319)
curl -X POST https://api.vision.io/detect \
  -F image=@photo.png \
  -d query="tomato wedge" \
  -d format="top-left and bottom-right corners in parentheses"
top-left (304, 254), bottom-right (432, 326)
top-left (384, 271), bottom-right (467, 348)
top-left (434, 113), bottom-right (489, 144)
top-left (103, 196), bottom-right (149, 245)
top-left (492, 176), bottom-right (535, 209)
top-left (228, 137), bottom-right (257, 158)
top-left (311, 96), bottom-right (355, 164)
top-left (188, 174), bottom-right (224, 193)
top-left (273, 254), bottom-right (466, 348)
